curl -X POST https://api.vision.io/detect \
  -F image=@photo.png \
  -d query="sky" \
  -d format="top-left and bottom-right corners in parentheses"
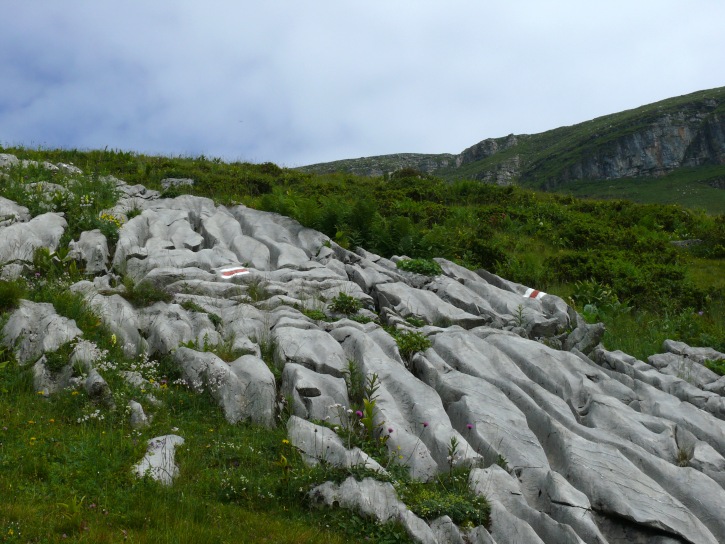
top-left (1, 1), bottom-right (724, 167)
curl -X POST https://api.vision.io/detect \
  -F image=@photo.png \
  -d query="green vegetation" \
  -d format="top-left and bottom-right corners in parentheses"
top-left (393, 330), bottom-right (432, 364)
top-left (0, 141), bottom-right (723, 540)
top-left (396, 258), bottom-right (442, 276)
top-left (1, 143), bottom-right (722, 359)
top-left (301, 86), bottom-right (725, 214)
top-left (120, 276), bottom-right (174, 308)
top-left (328, 291), bottom-right (363, 316)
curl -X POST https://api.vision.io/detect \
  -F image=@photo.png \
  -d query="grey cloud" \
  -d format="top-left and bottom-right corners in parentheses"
top-left (1, 1), bottom-right (724, 166)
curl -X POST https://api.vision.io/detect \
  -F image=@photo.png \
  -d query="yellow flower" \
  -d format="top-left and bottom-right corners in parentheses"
top-left (111, 334), bottom-right (117, 346)
top-left (282, 439), bottom-right (290, 445)
top-left (71, 391), bottom-right (79, 396)
top-left (49, 419), bottom-right (55, 423)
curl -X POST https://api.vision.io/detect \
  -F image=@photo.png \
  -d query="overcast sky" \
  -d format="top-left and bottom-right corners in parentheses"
top-left (1, 1), bottom-right (723, 167)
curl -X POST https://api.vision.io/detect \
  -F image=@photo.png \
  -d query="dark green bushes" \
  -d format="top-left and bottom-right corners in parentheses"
top-left (0, 279), bottom-right (26, 313)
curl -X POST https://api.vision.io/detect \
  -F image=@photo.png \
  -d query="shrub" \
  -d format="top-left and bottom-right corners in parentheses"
top-left (121, 277), bottom-right (173, 307)
top-left (0, 279), bottom-right (26, 312)
top-left (395, 330), bottom-right (432, 363)
top-left (396, 258), bottom-right (442, 276)
top-left (44, 341), bottom-right (76, 373)
top-left (329, 292), bottom-right (362, 315)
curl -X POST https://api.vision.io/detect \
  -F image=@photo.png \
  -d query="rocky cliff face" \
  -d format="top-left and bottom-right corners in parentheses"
top-left (300, 87), bottom-right (725, 189)
top-left (2, 154), bottom-right (725, 543)
top-left (555, 108), bottom-right (725, 182)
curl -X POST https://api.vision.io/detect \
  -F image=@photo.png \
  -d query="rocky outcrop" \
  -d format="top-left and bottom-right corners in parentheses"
top-left (133, 435), bottom-right (185, 486)
top-left (2, 153), bottom-right (725, 543)
top-left (299, 87), bottom-right (725, 188)
top-left (558, 110), bottom-right (725, 182)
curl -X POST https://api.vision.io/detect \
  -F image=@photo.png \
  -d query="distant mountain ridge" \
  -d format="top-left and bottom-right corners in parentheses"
top-left (298, 87), bottom-right (725, 191)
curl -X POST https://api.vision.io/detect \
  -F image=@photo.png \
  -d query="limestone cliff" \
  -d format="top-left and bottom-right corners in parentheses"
top-left (299, 86), bottom-right (725, 190)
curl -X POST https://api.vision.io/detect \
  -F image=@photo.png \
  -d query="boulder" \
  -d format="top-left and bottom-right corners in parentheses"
top-left (68, 229), bottom-right (109, 274)
top-left (174, 348), bottom-right (276, 426)
top-left (1, 300), bottom-right (82, 365)
top-left (133, 435), bottom-right (185, 486)
top-left (287, 416), bottom-right (386, 473)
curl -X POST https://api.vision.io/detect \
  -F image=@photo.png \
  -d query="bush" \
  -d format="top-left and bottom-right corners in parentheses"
top-left (0, 279), bottom-right (26, 313)
top-left (394, 330), bottom-right (432, 363)
top-left (329, 292), bottom-right (362, 315)
top-left (121, 277), bottom-right (173, 308)
top-left (396, 258), bottom-right (442, 276)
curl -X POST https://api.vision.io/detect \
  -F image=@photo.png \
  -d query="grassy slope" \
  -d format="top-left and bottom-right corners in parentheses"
top-left (301, 87), bottom-right (725, 214)
top-left (0, 144), bottom-right (723, 542)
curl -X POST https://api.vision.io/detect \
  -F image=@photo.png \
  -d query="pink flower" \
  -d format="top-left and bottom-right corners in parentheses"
top-left (356, 410), bottom-right (363, 418)
top-left (423, 422), bottom-right (429, 428)
top-left (388, 428), bottom-right (394, 434)
top-left (466, 423), bottom-right (473, 430)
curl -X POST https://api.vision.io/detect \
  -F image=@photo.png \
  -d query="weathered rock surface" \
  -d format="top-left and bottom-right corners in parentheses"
top-left (1, 300), bottom-right (82, 365)
top-left (1, 161), bottom-right (724, 542)
top-left (174, 347), bottom-right (276, 426)
top-left (68, 229), bottom-right (109, 274)
top-left (133, 435), bottom-right (185, 486)
top-left (309, 476), bottom-right (438, 543)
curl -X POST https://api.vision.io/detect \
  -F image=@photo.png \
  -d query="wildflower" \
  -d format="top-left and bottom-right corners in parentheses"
top-left (71, 391), bottom-right (79, 396)
top-left (111, 334), bottom-right (117, 346)
top-left (388, 428), bottom-right (394, 434)
top-left (282, 439), bottom-right (290, 445)
top-left (423, 421), bottom-right (429, 428)
top-left (49, 419), bottom-right (55, 423)
top-left (466, 423), bottom-right (473, 430)
top-left (355, 410), bottom-right (363, 418)
top-left (28, 420), bottom-right (35, 425)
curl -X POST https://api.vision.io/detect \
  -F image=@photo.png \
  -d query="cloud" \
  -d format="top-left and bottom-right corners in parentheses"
top-left (1, 1), bottom-right (723, 166)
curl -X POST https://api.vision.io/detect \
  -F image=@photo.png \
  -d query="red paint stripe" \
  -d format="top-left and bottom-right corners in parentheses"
top-left (529, 289), bottom-right (540, 299)
top-left (220, 268), bottom-right (248, 277)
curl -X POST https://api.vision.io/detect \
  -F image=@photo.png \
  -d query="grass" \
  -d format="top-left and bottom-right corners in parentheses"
top-left (0, 364), bottom-right (384, 543)
top-left (560, 166), bottom-right (725, 215)
top-left (0, 143), bottom-right (723, 541)
top-left (300, 86), bottom-right (725, 215)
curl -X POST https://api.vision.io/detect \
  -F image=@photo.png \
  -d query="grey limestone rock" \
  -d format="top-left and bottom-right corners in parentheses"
top-left (375, 281), bottom-right (489, 329)
top-left (160, 177), bottom-right (194, 190)
top-left (1, 300), bottom-right (83, 365)
top-left (0, 196), bottom-right (30, 226)
top-left (174, 348), bottom-right (276, 426)
top-left (133, 435), bottom-right (184, 486)
top-left (68, 229), bottom-right (109, 274)
top-left (429, 516), bottom-right (465, 544)
top-left (0, 212), bottom-right (67, 265)
top-left (287, 416), bottom-right (386, 473)
top-left (309, 476), bottom-right (437, 543)
top-left (274, 326), bottom-right (348, 377)
top-left (0, 153), bottom-right (19, 168)
top-left (280, 363), bottom-right (349, 424)
top-left (128, 400), bottom-right (150, 429)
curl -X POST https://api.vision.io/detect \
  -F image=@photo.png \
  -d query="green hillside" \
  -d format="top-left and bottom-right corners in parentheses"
top-left (300, 86), bottom-right (725, 213)
top-left (0, 145), bottom-right (723, 541)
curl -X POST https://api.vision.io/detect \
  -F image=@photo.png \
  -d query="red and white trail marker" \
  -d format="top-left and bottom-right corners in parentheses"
top-left (218, 266), bottom-right (250, 279)
top-left (523, 288), bottom-right (546, 300)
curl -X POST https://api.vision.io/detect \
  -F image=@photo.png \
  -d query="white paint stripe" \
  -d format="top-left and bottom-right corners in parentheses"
top-left (523, 288), bottom-right (546, 300)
